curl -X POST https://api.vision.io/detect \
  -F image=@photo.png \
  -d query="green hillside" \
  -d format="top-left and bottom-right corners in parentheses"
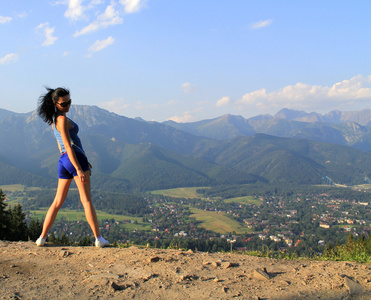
top-left (195, 134), bottom-right (371, 185)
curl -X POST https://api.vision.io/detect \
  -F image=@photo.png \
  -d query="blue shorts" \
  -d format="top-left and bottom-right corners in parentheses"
top-left (58, 151), bottom-right (90, 179)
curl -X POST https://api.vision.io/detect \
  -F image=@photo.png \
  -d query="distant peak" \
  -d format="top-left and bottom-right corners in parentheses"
top-left (274, 108), bottom-right (322, 123)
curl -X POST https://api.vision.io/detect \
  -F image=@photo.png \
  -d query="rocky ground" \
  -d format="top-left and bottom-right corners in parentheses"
top-left (1, 241), bottom-right (371, 299)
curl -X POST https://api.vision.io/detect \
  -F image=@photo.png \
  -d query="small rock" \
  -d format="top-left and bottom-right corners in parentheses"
top-left (111, 282), bottom-right (132, 291)
top-left (148, 256), bottom-right (160, 263)
top-left (233, 291), bottom-right (242, 297)
top-left (253, 268), bottom-right (271, 280)
top-left (201, 276), bottom-right (215, 281)
top-left (179, 274), bottom-right (198, 281)
top-left (212, 262), bottom-right (221, 268)
top-left (222, 286), bottom-right (228, 293)
top-left (60, 250), bottom-right (70, 258)
top-left (221, 262), bottom-right (239, 269)
top-left (344, 276), bottom-right (365, 295)
top-left (141, 273), bottom-right (156, 282)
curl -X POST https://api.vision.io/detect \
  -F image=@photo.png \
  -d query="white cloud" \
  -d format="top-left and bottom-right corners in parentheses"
top-left (89, 36), bottom-right (115, 52)
top-left (74, 3), bottom-right (123, 36)
top-left (120, 0), bottom-right (147, 14)
top-left (168, 111), bottom-right (194, 123)
top-left (62, 0), bottom-right (105, 20)
top-left (251, 19), bottom-right (273, 29)
top-left (0, 16), bottom-right (12, 24)
top-left (90, 0), bottom-right (105, 4)
top-left (237, 75), bottom-right (371, 112)
top-left (99, 98), bottom-right (130, 114)
top-left (64, 0), bottom-right (86, 20)
top-left (36, 23), bottom-right (58, 46)
top-left (0, 53), bottom-right (19, 65)
top-left (216, 96), bottom-right (231, 107)
top-left (16, 12), bottom-right (28, 19)
top-left (167, 106), bottom-right (204, 123)
top-left (181, 82), bottom-right (198, 94)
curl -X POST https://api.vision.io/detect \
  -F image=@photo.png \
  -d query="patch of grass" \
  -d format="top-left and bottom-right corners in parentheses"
top-left (353, 184), bottom-right (371, 190)
top-left (4, 199), bottom-right (23, 206)
top-left (189, 207), bottom-right (250, 234)
top-left (0, 184), bottom-right (27, 192)
top-left (151, 187), bottom-right (209, 199)
top-left (335, 224), bottom-right (357, 229)
top-left (224, 196), bottom-right (261, 205)
top-left (1, 185), bottom-right (43, 193)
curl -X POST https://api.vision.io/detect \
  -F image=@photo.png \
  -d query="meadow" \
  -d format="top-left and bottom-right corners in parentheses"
top-left (189, 207), bottom-right (251, 234)
top-left (223, 196), bottom-right (261, 205)
top-left (0, 184), bottom-right (42, 193)
top-left (151, 187), bottom-right (210, 199)
top-left (151, 187), bottom-right (261, 205)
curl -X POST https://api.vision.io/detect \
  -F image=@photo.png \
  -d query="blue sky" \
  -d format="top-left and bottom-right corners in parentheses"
top-left (1, 0), bottom-right (371, 122)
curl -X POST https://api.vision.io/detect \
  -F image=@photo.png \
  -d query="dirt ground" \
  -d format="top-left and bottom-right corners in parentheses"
top-left (1, 240), bottom-right (371, 300)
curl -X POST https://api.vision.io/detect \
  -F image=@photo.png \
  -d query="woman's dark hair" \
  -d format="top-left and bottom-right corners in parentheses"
top-left (37, 87), bottom-right (70, 125)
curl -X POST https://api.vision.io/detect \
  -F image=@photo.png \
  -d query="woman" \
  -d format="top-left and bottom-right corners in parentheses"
top-left (36, 87), bottom-right (109, 248)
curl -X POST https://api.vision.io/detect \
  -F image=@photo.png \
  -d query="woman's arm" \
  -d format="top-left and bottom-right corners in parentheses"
top-left (52, 124), bottom-right (62, 153)
top-left (55, 115), bottom-right (87, 183)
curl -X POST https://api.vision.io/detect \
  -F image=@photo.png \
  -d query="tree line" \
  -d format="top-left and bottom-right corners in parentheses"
top-left (0, 189), bottom-right (42, 241)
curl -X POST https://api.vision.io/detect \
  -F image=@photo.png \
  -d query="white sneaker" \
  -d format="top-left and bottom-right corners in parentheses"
top-left (95, 236), bottom-right (109, 248)
top-left (36, 237), bottom-right (46, 247)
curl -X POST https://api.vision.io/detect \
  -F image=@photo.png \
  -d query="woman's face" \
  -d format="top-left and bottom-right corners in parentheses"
top-left (55, 95), bottom-right (71, 113)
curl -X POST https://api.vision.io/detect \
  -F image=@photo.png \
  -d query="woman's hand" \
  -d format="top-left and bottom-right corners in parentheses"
top-left (77, 169), bottom-right (86, 183)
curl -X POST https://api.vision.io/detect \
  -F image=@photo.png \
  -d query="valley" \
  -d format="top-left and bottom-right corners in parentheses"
top-left (2, 183), bottom-right (370, 260)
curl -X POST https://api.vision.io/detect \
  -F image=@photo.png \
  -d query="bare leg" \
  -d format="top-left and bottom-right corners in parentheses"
top-left (74, 171), bottom-right (100, 238)
top-left (40, 178), bottom-right (72, 238)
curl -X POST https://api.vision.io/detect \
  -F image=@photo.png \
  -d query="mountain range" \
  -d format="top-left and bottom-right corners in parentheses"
top-left (1, 106), bottom-right (370, 191)
top-left (163, 108), bottom-right (371, 150)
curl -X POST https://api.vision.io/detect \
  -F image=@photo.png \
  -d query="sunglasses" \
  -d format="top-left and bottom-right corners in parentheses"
top-left (56, 99), bottom-right (72, 107)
